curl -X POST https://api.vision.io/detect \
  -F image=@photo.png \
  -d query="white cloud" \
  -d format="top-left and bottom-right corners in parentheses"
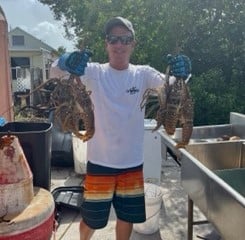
top-left (0, 0), bottom-right (76, 51)
top-left (30, 21), bottom-right (76, 50)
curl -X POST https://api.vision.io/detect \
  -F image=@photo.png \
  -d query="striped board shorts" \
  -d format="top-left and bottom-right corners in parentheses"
top-left (81, 161), bottom-right (146, 229)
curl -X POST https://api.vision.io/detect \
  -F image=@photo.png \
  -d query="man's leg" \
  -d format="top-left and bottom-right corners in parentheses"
top-left (116, 219), bottom-right (133, 240)
top-left (113, 165), bottom-right (146, 240)
top-left (79, 221), bottom-right (95, 240)
top-left (80, 162), bottom-right (116, 239)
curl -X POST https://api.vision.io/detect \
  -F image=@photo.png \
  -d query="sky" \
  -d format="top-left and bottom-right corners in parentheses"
top-left (0, 0), bottom-right (76, 51)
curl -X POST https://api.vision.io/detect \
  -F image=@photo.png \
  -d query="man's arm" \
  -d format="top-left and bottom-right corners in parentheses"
top-left (49, 49), bottom-right (92, 79)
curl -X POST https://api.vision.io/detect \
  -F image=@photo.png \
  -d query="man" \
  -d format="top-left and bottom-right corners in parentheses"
top-left (51, 16), bottom-right (191, 240)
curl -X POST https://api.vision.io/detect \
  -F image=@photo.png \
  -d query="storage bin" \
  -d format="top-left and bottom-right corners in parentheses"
top-left (0, 122), bottom-right (52, 190)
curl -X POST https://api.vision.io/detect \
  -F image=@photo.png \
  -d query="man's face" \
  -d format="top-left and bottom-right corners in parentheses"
top-left (105, 25), bottom-right (136, 70)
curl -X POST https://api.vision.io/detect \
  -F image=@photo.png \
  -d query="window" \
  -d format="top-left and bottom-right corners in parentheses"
top-left (12, 35), bottom-right (24, 46)
top-left (11, 57), bottom-right (30, 80)
top-left (11, 57), bottom-right (30, 68)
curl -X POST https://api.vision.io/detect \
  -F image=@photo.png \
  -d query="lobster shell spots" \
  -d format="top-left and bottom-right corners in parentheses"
top-left (51, 76), bottom-right (95, 142)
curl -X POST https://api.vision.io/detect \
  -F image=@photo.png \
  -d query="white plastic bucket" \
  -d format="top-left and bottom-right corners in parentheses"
top-left (134, 183), bottom-right (163, 234)
top-left (72, 132), bottom-right (87, 174)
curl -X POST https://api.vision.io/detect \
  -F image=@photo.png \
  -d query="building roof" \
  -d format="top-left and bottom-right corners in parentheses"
top-left (8, 27), bottom-right (56, 52)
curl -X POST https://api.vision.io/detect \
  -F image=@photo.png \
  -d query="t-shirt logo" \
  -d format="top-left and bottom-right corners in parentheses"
top-left (126, 86), bottom-right (139, 95)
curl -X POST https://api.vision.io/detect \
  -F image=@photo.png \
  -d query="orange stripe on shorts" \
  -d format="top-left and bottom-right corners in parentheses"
top-left (84, 175), bottom-right (116, 200)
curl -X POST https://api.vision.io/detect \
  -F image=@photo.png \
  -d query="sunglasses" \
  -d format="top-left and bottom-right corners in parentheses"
top-left (106, 35), bottom-right (134, 45)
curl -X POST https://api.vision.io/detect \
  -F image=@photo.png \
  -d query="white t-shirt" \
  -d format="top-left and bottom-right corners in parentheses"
top-left (81, 62), bottom-right (165, 169)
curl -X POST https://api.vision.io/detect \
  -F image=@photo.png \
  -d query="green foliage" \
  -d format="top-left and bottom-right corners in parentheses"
top-left (39, 0), bottom-right (245, 125)
top-left (190, 69), bottom-right (242, 125)
top-left (57, 46), bottom-right (66, 55)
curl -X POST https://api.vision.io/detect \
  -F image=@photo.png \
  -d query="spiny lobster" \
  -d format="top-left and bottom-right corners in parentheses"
top-left (141, 66), bottom-right (194, 148)
top-left (51, 75), bottom-right (95, 142)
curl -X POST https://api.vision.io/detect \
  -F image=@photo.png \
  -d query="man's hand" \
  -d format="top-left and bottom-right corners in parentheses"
top-left (58, 49), bottom-right (92, 76)
top-left (167, 54), bottom-right (191, 79)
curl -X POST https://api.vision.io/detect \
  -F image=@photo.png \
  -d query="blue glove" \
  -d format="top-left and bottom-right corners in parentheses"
top-left (0, 117), bottom-right (6, 127)
top-left (58, 49), bottom-right (92, 76)
top-left (167, 54), bottom-right (191, 79)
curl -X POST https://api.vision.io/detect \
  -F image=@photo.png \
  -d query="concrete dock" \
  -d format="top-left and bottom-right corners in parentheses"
top-left (51, 156), bottom-right (221, 240)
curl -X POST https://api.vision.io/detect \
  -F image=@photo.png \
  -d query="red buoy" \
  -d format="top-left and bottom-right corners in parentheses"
top-left (0, 135), bottom-right (55, 240)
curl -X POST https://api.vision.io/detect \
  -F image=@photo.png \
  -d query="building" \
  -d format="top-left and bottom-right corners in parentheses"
top-left (8, 27), bottom-right (58, 106)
